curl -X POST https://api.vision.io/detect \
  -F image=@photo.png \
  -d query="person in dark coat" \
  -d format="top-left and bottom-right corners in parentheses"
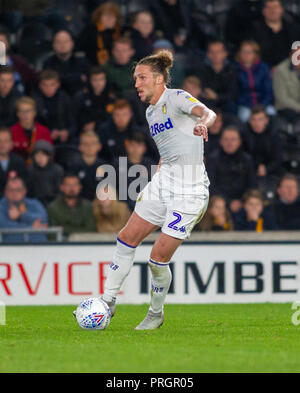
top-left (195, 40), bottom-right (238, 114)
top-left (206, 125), bottom-right (257, 213)
top-left (73, 66), bottom-right (115, 134)
top-left (0, 66), bottom-right (22, 127)
top-left (246, 0), bottom-right (300, 68)
top-left (98, 99), bottom-right (156, 163)
top-left (102, 37), bottom-right (135, 99)
top-left (43, 30), bottom-right (90, 97)
top-left (27, 140), bottom-right (63, 206)
top-left (0, 127), bottom-right (29, 199)
top-left (235, 40), bottom-right (275, 122)
top-left (243, 105), bottom-right (282, 177)
top-left (125, 10), bottom-right (157, 61)
top-left (273, 174), bottom-right (300, 230)
top-left (68, 131), bottom-right (106, 201)
top-left (225, 0), bottom-right (263, 51)
top-left (149, 0), bottom-right (191, 44)
top-left (206, 108), bottom-right (224, 157)
top-left (32, 69), bottom-right (75, 144)
top-left (233, 189), bottom-right (278, 231)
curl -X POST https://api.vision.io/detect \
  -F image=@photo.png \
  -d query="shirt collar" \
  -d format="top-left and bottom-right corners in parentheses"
top-left (152, 87), bottom-right (168, 108)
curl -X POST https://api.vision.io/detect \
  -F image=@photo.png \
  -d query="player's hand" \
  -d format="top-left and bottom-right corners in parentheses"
top-left (193, 123), bottom-right (208, 141)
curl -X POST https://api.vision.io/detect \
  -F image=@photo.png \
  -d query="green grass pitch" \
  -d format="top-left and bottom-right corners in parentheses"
top-left (0, 303), bottom-right (299, 373)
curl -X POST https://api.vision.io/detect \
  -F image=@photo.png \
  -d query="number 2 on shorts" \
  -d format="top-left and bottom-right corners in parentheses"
top-left (168, 212), bottom-right (182, 231)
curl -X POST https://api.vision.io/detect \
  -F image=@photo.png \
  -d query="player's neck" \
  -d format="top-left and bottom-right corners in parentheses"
top-left (149, 86), bottom-right (166, 106)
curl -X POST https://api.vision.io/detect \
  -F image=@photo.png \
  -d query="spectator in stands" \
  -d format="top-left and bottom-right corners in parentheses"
top-left (32, 70), bottom-right (75, 144)
top-left (79, 2), bottom-right (122, 65)
top-left (233, 189), bottom-right (277, 231)
top-left (11, 97), bottom-right (52, 164)
top-left (243, 105), bottom-right (282, 178)
top-left (43, 30), bottom-right (90, 96)
top-left (273, 47), bottom-right (300, 127)
top-left (195, 195), bottom-right (234, 231)
top-left (150, 0), bottom-right (191, 44)
top-left (93, 185), bottom-right (131, 233)
top-left (69, 131), bottom-right (105, 201)
top-left (182, 76), bottom-right (209, 106)
top-left (206, 126), bottom-right (257, 213)
top-left (127, 10), bottom-right (157, 61)
top-left (205, 108), bottom-right (224, 156)
top-left (196, 40), bottom-right (238, 113)
top-left (47, 174), bottom-right (96, 237)
top-left (113, 132), bottom-right (156, 211)
top-left (235, 40), bottom-right (276, 123)
top-left (98, 99), bottom-right (138, 162)
top-left (0, 177), bottom-right (48, 242)
top-left (28, 140), bottom-right (63, 206)
top-left (103, 37), bottom-right (135, 98)
top-left (0, 28), bottom-right (37, 92)
top-left (246, 0), bottom-right (299, 68)
top-left (0, 66), bottom-right (22, 127)
top-left (273, 174), bottom-right (300, 230)
top-left (73, 66), bottom-right (115, 133)
top-left (225, 0), bottom-right (263, 51)
top-left (0, 127), bottom-right (29, 199)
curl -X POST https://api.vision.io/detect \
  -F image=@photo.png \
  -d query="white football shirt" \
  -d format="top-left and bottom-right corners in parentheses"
top-left (146, 88), bottom-right (210, 196)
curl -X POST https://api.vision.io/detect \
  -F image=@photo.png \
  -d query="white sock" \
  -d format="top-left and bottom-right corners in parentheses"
top-left (149, 258), bottom-right (172, 314)
top-left (103, 237), bottom-right (136, 302)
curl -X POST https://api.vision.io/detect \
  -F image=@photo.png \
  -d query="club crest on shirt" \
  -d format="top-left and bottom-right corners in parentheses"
top-left (162, 103), bottom-right (167, 114)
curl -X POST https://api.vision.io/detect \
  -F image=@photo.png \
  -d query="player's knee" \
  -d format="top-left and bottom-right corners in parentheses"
top-left (118, 228), bottom-right (140, 248)
top-left (150, 250), bottom-right (170, 263)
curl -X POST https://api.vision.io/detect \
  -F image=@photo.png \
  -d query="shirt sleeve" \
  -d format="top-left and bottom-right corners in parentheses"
top-left (171, 90), bottom-right (202, 115)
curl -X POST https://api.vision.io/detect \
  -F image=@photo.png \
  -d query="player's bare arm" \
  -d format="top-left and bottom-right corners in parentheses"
top-left (191, 105), bottom-right (216, 141)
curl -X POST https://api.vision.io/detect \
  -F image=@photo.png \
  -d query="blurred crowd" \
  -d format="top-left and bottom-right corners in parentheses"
top-left (1, 0), bottom-right (300, 241)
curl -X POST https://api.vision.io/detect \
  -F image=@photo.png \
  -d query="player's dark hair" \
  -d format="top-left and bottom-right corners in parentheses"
top-left (136, 50), bottom-right (173, 85)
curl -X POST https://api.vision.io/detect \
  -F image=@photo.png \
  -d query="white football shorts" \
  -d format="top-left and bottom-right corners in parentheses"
top-left (134, 172), bottom-right (209, 240)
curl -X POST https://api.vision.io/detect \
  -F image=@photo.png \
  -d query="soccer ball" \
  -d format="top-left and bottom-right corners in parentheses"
top-left (75, 297), bottom-right (111, 330)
